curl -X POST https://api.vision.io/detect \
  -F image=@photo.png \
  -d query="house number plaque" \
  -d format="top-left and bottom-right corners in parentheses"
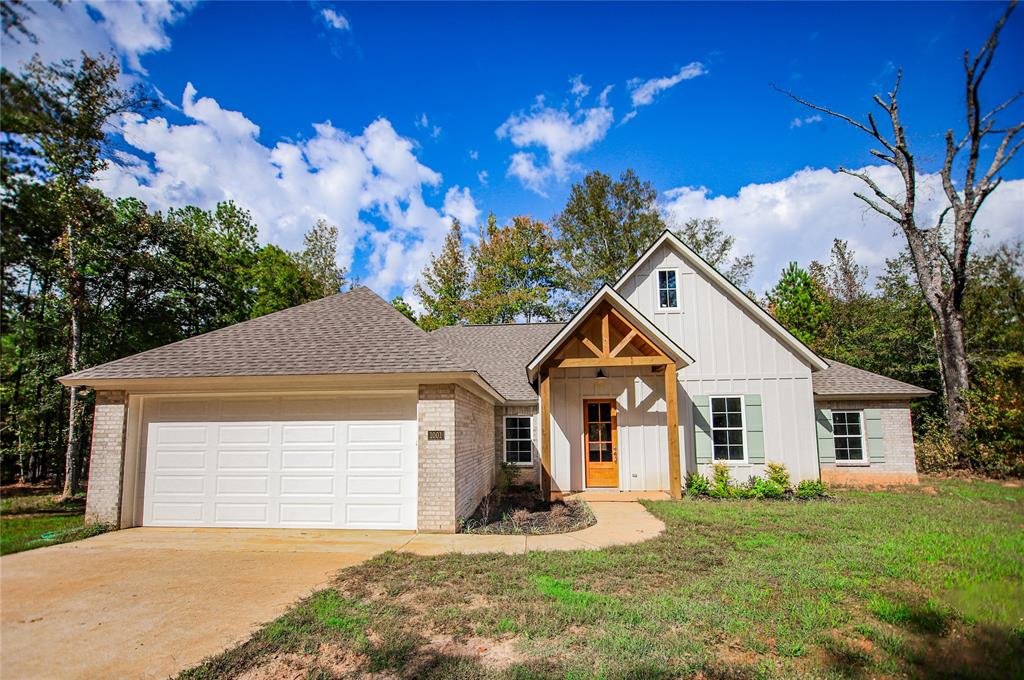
top-left (427, 430), bottom-right (445, 441)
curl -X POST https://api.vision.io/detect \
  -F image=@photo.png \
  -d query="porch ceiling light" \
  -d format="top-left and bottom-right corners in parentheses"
top-left (595, 369), bottom-right (607, 381)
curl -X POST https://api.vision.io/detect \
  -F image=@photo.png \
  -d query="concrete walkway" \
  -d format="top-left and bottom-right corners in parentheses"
top-left (0, 501), bottom-right (663, 680)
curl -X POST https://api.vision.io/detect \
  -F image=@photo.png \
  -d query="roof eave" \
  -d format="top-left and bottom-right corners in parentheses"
top-left (813, 390), bottom-right (935, 400)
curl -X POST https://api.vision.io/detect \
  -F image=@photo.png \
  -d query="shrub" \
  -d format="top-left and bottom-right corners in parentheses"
top-left (509, 508), bottom-right (532, 532)
top-left (749, 477), bottom-right (786, 499)
top-left (766, 461), bottom-right (791, 489)
top-left (795, 479), bottom-right (827, 499)
top-left (709, 463), bottom-right (733, 498)
top-left (685, 472), bottom-right (710, 497)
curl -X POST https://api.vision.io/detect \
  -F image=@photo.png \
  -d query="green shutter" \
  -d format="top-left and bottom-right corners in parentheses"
top-left (815, 408), bottom-right (835, 463)
top-left (744, 395), bottom-right (765, 464)
top-left (864, 409), bottom-right (886, 463)
top-left (693, 395), bottom-right (712, 464)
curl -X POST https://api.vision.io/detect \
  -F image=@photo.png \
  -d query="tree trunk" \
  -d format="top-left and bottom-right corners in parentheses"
top-left (60, 219), bottom-right (85, 501)
top-left (937, 307), bottom-right (971, 443)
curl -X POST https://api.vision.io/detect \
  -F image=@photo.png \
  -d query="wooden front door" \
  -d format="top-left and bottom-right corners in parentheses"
top-left (584, 400), bottom-right (618, 488)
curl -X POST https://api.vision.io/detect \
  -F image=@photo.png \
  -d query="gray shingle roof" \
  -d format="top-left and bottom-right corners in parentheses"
top-left (812, 360), bottom-right (933, 398)
top-left (432, 323), bottom-right (564, 401)
top-left (62, 286), bottom-right (473, 382)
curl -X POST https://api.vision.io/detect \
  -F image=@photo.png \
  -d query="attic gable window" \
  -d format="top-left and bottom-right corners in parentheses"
top-left (657, 269), bottom-right (678, 309)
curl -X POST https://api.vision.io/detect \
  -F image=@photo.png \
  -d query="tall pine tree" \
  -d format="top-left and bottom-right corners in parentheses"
top-left (414, 220), bottom-right (469, 331)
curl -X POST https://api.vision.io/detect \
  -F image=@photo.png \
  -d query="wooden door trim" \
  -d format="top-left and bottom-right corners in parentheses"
top-left (583, 398), bottom-right (619, 489)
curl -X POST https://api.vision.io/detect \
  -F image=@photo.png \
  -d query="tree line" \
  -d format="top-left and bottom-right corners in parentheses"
top-left (1, 54), bottom-right (346, 494)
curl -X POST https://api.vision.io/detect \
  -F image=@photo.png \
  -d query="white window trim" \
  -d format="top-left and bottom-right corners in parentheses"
top-left (656, 267), bottom-right (680, 311)
top-left (710, 394), bottom-right (747, 465)
top-left (831, 410), bottom-right (869, 466)
top-left (503, 415), bottom-right (534, 467)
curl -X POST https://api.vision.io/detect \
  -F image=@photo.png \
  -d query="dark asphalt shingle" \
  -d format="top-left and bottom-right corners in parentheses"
top-left (62, 286), bottom-right (472, 382)
top-left (432, 323), bottom-right (564, 401)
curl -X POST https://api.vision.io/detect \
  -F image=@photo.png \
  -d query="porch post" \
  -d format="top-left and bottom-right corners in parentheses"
top-left (540, 368), bottom-right (552, 500)
top-left (665, 364), bottom-right (682, 499)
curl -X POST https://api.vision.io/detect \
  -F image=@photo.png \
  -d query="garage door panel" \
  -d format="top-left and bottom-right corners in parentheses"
top-left (280, 476), bottom-right (334, 496)
top-left (279, 503), bottom-right (334, 524)
top-left (347, 449), bottom-right (405, 470)
top-left (346, 503), bottom-right (405, 527)
top-left (214, 503), bottom-right (268, 523)
top-left (151, 502), bottom-right (204, 522)
top-left (282, 424), bottom-right (336, 444)
top-left (218, 425), bottom-right (271, 444)
top-left (215, 476), bottom-right (269, 495)
top-left (156, 425), bottom-right (208, 446)
top-left (346, 475), bottom-right (404, 496)
top-left (153, 476), bottom-right (206, 495)
top-left (142, 395), bottom-right (417, 529)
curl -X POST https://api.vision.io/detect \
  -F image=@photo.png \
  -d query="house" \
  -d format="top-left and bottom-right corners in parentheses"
top-left (62, 230), bottom-right (932, 534)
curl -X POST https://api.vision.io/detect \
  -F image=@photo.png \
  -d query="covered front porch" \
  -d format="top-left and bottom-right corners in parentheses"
top-left (527, 286), bottom-right (694, 501)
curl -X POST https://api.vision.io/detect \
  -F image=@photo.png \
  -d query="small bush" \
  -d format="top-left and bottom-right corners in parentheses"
top-left (749, 477), bottom-right (786, 499)
top-left (685, 472), bottom-right (710, 497)
top-left (795, 479), bottom-right (827, 499)
top-left (709, 463), bottom-right (733, 498)
top-left (509, 508), bottom-right (531, 531)
top-left (766, 461), bottom-right (791, 489)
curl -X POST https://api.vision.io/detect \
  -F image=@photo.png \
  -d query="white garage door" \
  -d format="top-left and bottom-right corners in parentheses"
top-left (141, 394), bottom-right (417, 530)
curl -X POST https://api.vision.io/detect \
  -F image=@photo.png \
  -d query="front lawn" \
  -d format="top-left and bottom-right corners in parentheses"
top-left (0, 487), bottom-right (101, 556)
top-left (182, 478), bottom-right (1024, 679)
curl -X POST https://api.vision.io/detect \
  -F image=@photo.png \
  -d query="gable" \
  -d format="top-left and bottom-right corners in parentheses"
top-left (615, 231), bottom-right (828, 376)
top-left (527, 286), bottom-right (693, 381)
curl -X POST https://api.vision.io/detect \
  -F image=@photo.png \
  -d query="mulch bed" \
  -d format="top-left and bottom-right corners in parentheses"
top-left (461, 485), bottom-right (595, 535)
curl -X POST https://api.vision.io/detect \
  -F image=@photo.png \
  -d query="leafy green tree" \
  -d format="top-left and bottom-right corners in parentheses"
top-left (555, 169), bottom-right (665, 299)
top-left (468, 214), bottom-right (560, 323)
top-left (300, 218), bottom-right (347, 298)
top-left (1, 53), bottom-right (147, 498)
top-left (414, 220), bottom-right (469, 331)
top-left (390, 296), bottom-right (417, 323)
top-left (673, 217), bottom-right (754, 288)
top-left (767, 262), bottom-right (830, 348)
top-left (252, 245), bottom-right (319, 318)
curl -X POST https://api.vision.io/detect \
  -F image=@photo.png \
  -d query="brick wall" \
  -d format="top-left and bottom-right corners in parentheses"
top-left (84, 391), bottom-right (128, 526)
top-left (494, 404), bottom-right (540, 486)
top-left (454, 385), bottom-right (495, 522)
top-left (417, 384), bottom-right (457, 532)
top-left (816, 399), bottom-right (919, 485)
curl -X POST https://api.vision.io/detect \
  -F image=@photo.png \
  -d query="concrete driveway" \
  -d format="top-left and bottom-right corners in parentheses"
top-left (0, 503), bottom-right (663, 679)
top-left (0, 527), bottom-right (414, 680)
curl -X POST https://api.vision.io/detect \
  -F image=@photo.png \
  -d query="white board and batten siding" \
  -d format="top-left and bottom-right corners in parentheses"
top-left (548, 369), bottom-right (684, 493)
top-left (138, 393), bottom-right (418, 530)
top-left (617, 242), bottom-right (820, 481)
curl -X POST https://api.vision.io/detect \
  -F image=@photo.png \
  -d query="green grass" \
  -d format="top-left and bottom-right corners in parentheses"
top-left (0, 490), bottom-right (103, 555)
top-left (181, 477), bottom-right (1024, 679)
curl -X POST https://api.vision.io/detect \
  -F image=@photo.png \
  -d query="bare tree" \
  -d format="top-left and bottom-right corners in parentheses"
top-left (775, 1), bottom-right (1023, 440)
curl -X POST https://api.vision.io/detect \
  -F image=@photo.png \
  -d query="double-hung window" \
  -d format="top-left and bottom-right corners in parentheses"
top-left (657, 269), bottom-right (679, 309)
top-left (504, 416), bottom-right (533, 465)
top-left (832, 411), bottom-right (865, 462)
top-left (711, 396), bottom-right (745, 461)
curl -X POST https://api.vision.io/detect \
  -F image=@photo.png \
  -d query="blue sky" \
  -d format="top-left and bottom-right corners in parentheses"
top-left (4, 1), bottom-right (1022, 301)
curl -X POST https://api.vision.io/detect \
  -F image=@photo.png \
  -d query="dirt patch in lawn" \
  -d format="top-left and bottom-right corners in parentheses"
top-left (460, 486), bottom-right (595, 534)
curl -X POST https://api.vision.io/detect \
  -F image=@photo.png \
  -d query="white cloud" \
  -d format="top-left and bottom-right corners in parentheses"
top-left (661, 165), bottom-right (1024, 294)
top-left (569, 74), bottom-right (590, 106)
top-left (415, 113), bottom-right (441, 138)
top-left (497, 88), bottom-right (614, 194)
top-left (469, 149), bottom-right (479, 160)
top-left (790, 114), bottom-right (823, 129)
top-left (442, 186), bottom-right (480, 227)
top-left (95, 83), bottom-right (475, 299)
top-left (627, 61), bottom-right (706, 108)
top-left (0, 0), bottom-right (194, 75)
top-left (321, 8), bottom-right (351, 31)
top-left (477, 170), bottom-right (489, 185)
